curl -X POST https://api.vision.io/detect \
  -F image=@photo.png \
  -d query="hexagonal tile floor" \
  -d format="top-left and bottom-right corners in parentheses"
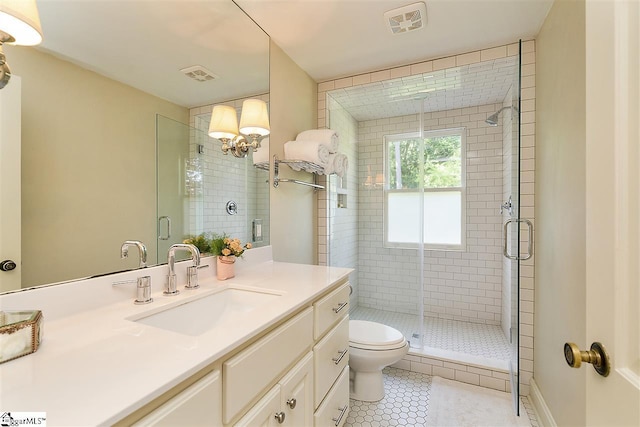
top-left (345, 367), bottom-right (538, 427)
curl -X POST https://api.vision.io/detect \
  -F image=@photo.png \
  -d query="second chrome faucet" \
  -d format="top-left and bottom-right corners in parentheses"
top-left (165, 243), bottom-right (201, 296)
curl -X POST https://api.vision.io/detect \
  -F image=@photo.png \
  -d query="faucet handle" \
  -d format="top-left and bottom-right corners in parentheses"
top-left (185, 266), bottom-right (199, 290)
top-left (134, 276), bottom-right (153, 305)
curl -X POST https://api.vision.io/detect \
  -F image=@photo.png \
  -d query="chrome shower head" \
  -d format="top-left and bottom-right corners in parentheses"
top-left (485, 112), bottom-right (499, 126)
top-left (485, 106), bottom-right (512, 126)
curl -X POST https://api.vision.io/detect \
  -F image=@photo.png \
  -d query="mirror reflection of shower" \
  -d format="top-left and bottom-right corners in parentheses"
top-left (485, 106), bottom-right (512, 126)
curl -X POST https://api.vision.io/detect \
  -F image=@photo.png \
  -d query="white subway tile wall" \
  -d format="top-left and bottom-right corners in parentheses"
top-left (187, 94), bottom-right (271, 246)
top-left (327, 97), bottom-right (360, 299)
top-left (318, 41), bottom-right (536, 396)
top-left (352, 102), bottom-right (504, 323)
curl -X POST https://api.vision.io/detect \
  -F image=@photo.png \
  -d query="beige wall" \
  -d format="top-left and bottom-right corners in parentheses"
top-left (269, 41), bottom-right (318, 264)
top-left (6, 46), bottom-right (188, 287)
top-left (535, 0), bottom-right (586, 425)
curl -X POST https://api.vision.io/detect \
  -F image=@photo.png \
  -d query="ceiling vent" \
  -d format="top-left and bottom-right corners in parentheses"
top-left (180, 65), bottom-right (219, 82)
top-left (384, 2), bottom-right (427, 34)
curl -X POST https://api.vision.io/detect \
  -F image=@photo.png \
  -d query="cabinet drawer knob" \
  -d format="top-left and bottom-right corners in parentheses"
top-left (332, 302), bottom-right (348, 314)
top-left (274, 411), bottom-right (286, 424)
top-left (286, 397), bottom-right (297, 409)
top-left (332, 405), bottom-right (348, 426)
top-left (332, 349), bottom-right (348, 365)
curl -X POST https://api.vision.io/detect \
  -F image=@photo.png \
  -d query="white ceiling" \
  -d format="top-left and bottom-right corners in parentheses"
top-left (27, 0), bottom-right (553, 108)
top-left (235, 0), bottom-right (553, 82)
top-left (34, 0), bottom-right (270, 108)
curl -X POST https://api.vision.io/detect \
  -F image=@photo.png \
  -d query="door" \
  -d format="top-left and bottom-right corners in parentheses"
top-left (502, 40), bottom-right (525, 414)
top-left (0, 76), bottom-right (21, 292)
top-left (280, 352), bottom-right (313, 427)
top-left (585, 0), bottom-right (640, 424)
top-left (156, 115), bottom-right (197, 263)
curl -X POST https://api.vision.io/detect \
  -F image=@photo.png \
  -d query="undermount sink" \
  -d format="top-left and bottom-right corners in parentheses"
top-left (132, 288), bottom-right (282, 336)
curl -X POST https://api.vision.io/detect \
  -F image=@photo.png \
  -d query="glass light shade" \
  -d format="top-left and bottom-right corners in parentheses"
top-left (208, 105), bottom-right (239, 140)
top-left (0, 0), bottom-right (43, 45)
top-left (239, 99), bottom-right (270, 136)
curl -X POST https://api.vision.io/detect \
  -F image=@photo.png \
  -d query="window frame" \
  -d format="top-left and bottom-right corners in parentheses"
top-left (383, 127), bottom-right (467, 251)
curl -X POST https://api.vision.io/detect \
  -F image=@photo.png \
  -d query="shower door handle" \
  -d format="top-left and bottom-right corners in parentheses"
top-left (158, 216), bottom-right (172, 240)
top-left (503, 219), bottom-right (533, 260)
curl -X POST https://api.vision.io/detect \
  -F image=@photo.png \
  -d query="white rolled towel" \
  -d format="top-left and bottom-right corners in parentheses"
top-left (321, 153), bottom-right (348, 176)
top-left (333, 154), bottom-right (349, 178)
top-left (284, 140), bottom-right (331, 166)
top-left (296, 129), bottom-right (339, 153)
top-left (252, 137), bottom-right (269, 165)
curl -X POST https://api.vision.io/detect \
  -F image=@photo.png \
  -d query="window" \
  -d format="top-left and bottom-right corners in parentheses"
top-left (384, 128), bottom-right (466, 250)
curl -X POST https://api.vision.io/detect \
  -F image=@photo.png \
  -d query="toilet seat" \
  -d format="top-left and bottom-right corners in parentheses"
top-left (349, 320), bottom-right (407, 351)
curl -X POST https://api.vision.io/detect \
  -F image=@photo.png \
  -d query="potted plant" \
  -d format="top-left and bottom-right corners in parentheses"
top-left (183, 232), bottom-right (213, 256)
top-left (210, 234), bottom-right (252, 280)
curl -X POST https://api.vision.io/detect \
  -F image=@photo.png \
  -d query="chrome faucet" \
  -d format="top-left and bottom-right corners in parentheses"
top-left (121, 240), bottom-right (148, 268)
top-left (165, 243), bottom-right (200, 296)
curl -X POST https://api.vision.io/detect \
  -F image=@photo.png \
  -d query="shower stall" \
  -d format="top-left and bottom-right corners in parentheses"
top-left (324, 43), bottom-right (529, 412)
top-left (155, 114), bottom-right (270, 263)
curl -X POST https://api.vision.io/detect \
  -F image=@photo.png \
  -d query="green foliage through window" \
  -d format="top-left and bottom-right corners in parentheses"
top-left (388, 134), bottom-right (462, 189)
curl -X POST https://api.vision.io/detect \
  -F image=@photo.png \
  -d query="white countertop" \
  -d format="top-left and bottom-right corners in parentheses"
top-left (0, 254), bottom-right (352, 426)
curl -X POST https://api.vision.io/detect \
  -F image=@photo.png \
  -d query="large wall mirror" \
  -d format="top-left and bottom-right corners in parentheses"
top-left (0, 0), bottom-right (270, 292)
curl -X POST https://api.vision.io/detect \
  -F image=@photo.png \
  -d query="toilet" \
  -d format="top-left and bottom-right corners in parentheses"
top-left (348, 320), bottom-right (409, 402)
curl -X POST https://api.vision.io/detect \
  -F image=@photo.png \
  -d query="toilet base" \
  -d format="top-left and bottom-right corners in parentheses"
top-left (349, 370), bottom-right (385, 402)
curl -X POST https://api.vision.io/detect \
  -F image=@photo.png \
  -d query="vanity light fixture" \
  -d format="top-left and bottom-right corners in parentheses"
top-left (208, 99), bottom-right (270, 158)
top-left (0, 0), bottom-right (43, 89)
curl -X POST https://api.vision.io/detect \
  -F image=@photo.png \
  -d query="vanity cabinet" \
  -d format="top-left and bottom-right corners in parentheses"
top-left (313, 315), bottom-right (349, 408)
top-left (313, 366), bottom-right (349, 427)
top-left (235, 352), bottom-right (313, 426)
top-left (126, 279), bottom-right (350, 427)
top-left (313, 282), bottom-right (350, 340)
top-left (132, 370), bottom-right (222, 426)
top-left (223, 307), bottom-right (314, 424)
top-left (312, 282), bottom-right (350, 427)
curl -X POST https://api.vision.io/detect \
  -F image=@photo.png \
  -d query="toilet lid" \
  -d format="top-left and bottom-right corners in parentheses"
top-left (349, 320), bottom-right (407, 350)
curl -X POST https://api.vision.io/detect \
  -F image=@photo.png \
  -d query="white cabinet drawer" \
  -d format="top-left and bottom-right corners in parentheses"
top-left (313, 315), bottom-right (349, 409)
top-left (223, 307), bottom-right (313, 424)
top-left (313, 367), bottom-right (349, 427)
top-left (313, 282), bottom-right (350, 340)
top-left (133, 370), bottom-right (221, 427)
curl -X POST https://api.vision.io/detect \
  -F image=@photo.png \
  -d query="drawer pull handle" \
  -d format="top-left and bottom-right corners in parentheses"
top-left (332, 349), bottom-right (348, 365)
top-left (274, 411), bottom-right (286, 424)
top-left (332, 405), bottom-right (348, 426)
top-left (286, 398), bottom-right (297, 409)
top-left (332, 302), bottom-right (348, 313)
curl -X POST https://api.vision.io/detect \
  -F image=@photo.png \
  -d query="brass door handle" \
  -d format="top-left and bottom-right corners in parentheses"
top-left (564, 342), bottom-right (611, 377)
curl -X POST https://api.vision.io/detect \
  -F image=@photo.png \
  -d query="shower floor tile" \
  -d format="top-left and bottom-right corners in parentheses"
top-left (350, 306), bottom-right (511, 363)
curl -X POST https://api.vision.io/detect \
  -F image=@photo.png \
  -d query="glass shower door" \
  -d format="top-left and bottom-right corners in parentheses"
top-left (325, 92), bottom-right (425, 351)
top-left (156, 115), bottom-right (204, 263)
top-left (505, 40), bottom-right (524, 414)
